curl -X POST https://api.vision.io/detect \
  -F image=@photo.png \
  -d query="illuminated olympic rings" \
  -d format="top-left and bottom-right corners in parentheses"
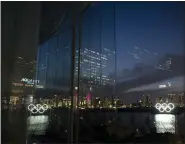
top-left (155, 103), bottom-right (175, 113)
top-left (28, 104), bottom-right (48, 114)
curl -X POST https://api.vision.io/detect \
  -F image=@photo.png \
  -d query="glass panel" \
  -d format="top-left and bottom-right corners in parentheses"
top-left (3, 2), bottom-right (185, 144)
top-left (77, 2), bottom-right (185, 143)
top-left (27, 7), bottom-right (74, 144)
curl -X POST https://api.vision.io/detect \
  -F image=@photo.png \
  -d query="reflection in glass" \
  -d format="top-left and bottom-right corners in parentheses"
top-left (155, 114), bottom-right (175, 134)
top-left (27, 115), bottom-right (49, 135)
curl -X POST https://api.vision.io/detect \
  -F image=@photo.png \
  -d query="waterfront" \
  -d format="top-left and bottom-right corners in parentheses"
top-left (2, 108), bottom-right (185, 143)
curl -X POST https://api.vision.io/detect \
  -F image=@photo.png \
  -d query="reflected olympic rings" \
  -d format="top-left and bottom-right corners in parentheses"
top-left (155, 103), bottom-right (175, 113)
top-left (28, 104), bottom-right (48, 114)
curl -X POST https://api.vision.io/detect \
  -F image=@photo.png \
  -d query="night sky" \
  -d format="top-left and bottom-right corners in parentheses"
top-left (38, 2), bottom-right (185, 97)
top-left (115, 2), bottom-right (185, 71)
top-left (83, 2), bottom-right (185, 71)
top-left (81, 2), bottom-right (185, 95)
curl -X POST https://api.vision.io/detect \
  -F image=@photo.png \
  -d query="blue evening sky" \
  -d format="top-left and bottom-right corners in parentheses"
top-left (82, 2), bottom-right (185, 73)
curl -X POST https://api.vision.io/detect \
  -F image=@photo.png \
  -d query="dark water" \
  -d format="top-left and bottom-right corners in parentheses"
top-left (2, 108), bottom-right (185, 143)
top-left (27, 112), bottom-right (185, 135)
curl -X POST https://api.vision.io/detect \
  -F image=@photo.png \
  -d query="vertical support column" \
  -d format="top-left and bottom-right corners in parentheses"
top-left (75, 5), bottom-right (84, 143)
top-left (68, 4), bottom-right (77, 144)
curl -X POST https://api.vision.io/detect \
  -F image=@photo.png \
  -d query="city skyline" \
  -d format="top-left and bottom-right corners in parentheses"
top-left (34, 2), bottom-right (185, 102)
top-left (2, 3), bottom-right (185, 144)
top-left (77, 3), bottom-right (184, 99)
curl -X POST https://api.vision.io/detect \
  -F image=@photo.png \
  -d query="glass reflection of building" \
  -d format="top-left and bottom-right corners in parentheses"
top-left (142, 95), bottom-right (152, 107)
top-left (10, 56), bottom-right (37, 105)
top-left (75, 48), bottom-right (115, 89)
top-left (36, 3), bottom-right (116, 102)
top-left (36, 25), bottom-right (72, 95)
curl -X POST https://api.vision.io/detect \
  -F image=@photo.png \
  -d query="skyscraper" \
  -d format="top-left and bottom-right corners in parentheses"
top-left (142, 95), bottom-right (152, 106)
top-left (75, 48), bottom-right (115, 90)
top-left (11, 56), bottom-right (37, 105)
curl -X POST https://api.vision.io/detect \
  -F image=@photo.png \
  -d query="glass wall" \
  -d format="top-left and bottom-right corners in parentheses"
top-left (37, 17), bottom-right (73, 96)
top-left (35, 2), bottom-right (185, 143)
top-left (77, 1), bottom-right (185, 143)
top-left (77, 3), bottom-right (116, 100)
top-left (32, 5), bottom-right (76, 144)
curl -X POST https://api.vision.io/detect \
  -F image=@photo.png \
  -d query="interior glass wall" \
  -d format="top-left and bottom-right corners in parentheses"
top-left (77, 2), bottom-right (185, 143)
top-left (36, 17), bottom-right (73, 96)
top-left (30, 6), bottom-right (75, 144)
top-left (34, 2), bottom-right (185, 143)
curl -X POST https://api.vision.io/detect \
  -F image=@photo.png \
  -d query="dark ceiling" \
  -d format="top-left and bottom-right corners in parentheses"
top-left (39, 2), bottom-right (91, 44)
top-left (1, 1), bottom-right (91, 63)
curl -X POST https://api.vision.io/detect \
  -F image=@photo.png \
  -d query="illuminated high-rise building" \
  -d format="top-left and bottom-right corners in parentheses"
top-left (175, 93), bottom-right (184, 107)
top-left (103, 96), bottom-right (110, 107)
top-left (142, 95), bottom-right (152, 106)
top-left (75, 48), bottom-right (115, 90)
top-left (93, 97), bottom-right (101, 108)
top-left (167, 93), bottom-right (174, 102)
top-left (166, 93), bottom-right (185, 106)
top-left (10, 57), bottom-right (37, 105)
top-left (156, 96), bottom-right (163, 103)
top-left (179, 95), bottom-right (184, 106)
top-left (13, 56), bottom-right (36, 83)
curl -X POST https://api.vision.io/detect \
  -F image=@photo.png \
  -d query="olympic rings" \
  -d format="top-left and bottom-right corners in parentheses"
top-left (28, 104), bottom-right (48, 114)
top-left (155, 103), bottom-right (175, 113)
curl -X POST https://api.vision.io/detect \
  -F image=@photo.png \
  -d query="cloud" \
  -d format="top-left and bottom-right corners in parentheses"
top-left (126, 76), bottom-right (184, 93)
